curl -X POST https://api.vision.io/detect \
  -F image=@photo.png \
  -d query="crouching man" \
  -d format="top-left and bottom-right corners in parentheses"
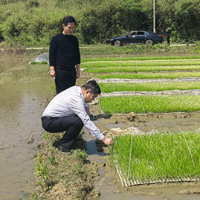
top-left (41, 80), bottom-right (113, 154)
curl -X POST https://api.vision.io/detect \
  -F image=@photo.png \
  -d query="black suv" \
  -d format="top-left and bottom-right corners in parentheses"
top-left (111, 31), bottom-right (164, 46)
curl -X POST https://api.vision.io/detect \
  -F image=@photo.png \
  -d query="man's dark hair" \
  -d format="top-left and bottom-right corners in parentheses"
top-left (82, 80), bottom-right (101, 95)
top-left (63, 16), bottom-right (77, 26)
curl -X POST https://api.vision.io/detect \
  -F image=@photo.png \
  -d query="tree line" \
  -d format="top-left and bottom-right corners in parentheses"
top-left (0, 0), bottom-right (199, 46)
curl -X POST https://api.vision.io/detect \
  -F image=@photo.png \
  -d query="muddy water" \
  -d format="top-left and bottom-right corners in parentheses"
top-left (0, 56), bottom-right (53, 200)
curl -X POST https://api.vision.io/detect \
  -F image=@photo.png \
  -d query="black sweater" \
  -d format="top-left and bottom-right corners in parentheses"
top-left (49, 33), bottom-right (80, 70)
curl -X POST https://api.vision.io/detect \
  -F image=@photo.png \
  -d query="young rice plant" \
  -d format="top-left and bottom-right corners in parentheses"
top-left (99, 95), bottom-right (200, 114)
top-left (99, 81), bottom-right (200, 93)
top-left (110, 132), bottom-right (200, 185)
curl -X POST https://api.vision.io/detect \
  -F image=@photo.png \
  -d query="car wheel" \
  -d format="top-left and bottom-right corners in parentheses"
top-left (145, 39), bottom-right (153, 45)
top-left (114, 40), bottom-right (121, 47)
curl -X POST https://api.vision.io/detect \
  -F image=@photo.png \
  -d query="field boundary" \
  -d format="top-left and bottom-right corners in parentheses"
top-left (101, 89), bottom-right (200, 97)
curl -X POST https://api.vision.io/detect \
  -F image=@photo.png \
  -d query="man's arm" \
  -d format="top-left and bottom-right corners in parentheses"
top-left (70, 94), bottom-right (113, 145)
top-left (85, 106), bottom-right (91, 116)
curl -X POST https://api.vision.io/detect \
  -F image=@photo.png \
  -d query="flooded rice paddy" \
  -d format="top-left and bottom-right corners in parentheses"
top-left (0, 54), bottom-right (54, 199)
top-left (1, 53), bottom-right (200, 200)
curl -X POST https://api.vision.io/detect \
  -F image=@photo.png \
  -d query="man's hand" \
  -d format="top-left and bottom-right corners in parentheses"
top-left (90, 114), bottom-right (97, 120)
top-left (102, 137), bottom-right (113, 145)
top-left (76, 69), bottom-right (80, 78)
top-left (50, 66), bottom-right (56, 79)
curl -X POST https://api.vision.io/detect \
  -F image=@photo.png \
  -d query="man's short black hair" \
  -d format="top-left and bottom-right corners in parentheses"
top-left (63, 16), bottom-right (77, 26)
top-left (82, 80), bottom-right (101, 95)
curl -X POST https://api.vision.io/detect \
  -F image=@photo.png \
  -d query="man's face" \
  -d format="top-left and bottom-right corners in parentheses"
top-left (85, 90), bottom-right (98, 103)
top-left (62, 22), bottom-right (75, 35)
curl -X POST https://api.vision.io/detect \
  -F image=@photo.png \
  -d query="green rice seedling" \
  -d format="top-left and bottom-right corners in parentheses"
top-left (82, 59), bottom-right (200, 69)
top-left (49, 156), bottom-right (56, 166)
top-left (110, 132), bottom-right (200, 184)
top-left (82, 56), bottom-right (200, 63)
top-left (29, 61), bottom-right (48, 64)
top-left (84, 65), bottom-right (200, 73)
top-left (99, 82), bottom-right (200, 93)
top-left (95, 72), bottom-right (200, 79)
top-left (100, 95), bottom-right (200, 114)
top-left (34, 151), bottom-right (50, 187)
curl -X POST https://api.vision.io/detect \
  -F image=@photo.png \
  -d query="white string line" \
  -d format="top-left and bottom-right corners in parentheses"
top-left (173, 122), bottom-right (196, 168)
top-left (127, 55), bottom-right (134, 179)
top-left (128, 133), bottom-right (133, 180)
top-left (138, 96), bottom-right (146, 113)
top-left (135, 57), bottom-right (145, 113)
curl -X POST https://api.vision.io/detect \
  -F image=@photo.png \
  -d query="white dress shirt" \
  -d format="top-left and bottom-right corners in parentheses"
top-left (42, 86), bottom-right (104, 140)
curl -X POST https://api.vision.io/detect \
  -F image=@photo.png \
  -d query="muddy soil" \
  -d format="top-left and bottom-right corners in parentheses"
top-left (0, 54), bottom-right (54, 200)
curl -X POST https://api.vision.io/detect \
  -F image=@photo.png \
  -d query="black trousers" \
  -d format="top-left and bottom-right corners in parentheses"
top-left (41, 115), bottom-right (83, 151)
top-left (167, 35), bottom-right (170, 45)
top-left (55, 67), bottom-right (76, 94)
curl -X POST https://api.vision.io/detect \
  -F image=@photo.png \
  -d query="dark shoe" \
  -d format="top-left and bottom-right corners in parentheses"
top-left (56, 145), bottom-right (71, 155)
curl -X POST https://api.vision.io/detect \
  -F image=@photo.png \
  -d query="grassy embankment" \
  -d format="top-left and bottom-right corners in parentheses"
top-left (32, 132), bottom-right (98, 200)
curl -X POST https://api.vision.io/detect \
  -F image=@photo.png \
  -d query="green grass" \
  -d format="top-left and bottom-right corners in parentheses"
top-left (95, 72), bottom-right (200, 79)
top-left (29, 61), bottom-right (49, 64)
top-left (110, 132), bottom-right (200, 184)
top-left (99, 95), bottom-right (200, 114)
top-left (99, 82), bottom-right (200, 93)
top-left (81, 56), bottom-right (200, 73)
top-left (89, 56), bottom-right (200, 114)
top-left (82, 59), bottom-right (200, 68)
top-left (79, 43), bottom-right (199, 56)
top-left (84, 65), bottom-right (200, 73)
top-left (82, 55), bottom-right (200, 62)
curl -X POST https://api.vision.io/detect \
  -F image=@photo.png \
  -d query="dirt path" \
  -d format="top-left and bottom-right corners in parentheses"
top-left (101, 89), bottom-right (200, 97)
top-left (97, 77), bottom-right (200, 83)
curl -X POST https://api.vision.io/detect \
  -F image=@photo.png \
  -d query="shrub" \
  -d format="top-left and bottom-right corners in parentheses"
top-left (1, 7), bottom-right (66, 46)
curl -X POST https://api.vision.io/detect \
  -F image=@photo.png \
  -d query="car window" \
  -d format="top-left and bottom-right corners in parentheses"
top-left (137, 32), bottom-right (145, 35)
top-left (130, 32), bottom-right (136, 36)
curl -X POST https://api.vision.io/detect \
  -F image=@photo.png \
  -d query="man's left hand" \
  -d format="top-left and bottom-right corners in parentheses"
top-left (102, 137), bottom-right (114, 145)
top-left (76, 69), bottom-right (80, 78)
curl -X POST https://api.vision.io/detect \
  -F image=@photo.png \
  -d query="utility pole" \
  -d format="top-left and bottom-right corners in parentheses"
top-left (153, 0), bottom-right (156, 33)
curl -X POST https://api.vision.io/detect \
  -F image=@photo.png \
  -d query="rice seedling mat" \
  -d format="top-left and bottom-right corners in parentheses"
top-left (115, 163), bottom-right (200, 187)
top-left (110, 131), bottom-right (200, 187)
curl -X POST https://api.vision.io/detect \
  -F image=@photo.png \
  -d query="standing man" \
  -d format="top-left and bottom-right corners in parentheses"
top-left (166, 27), bottom-right (171, 45)
top-left (41, 80), bottom-right (113, 154)
top-left (49, 16), bottom-right (81, 94)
